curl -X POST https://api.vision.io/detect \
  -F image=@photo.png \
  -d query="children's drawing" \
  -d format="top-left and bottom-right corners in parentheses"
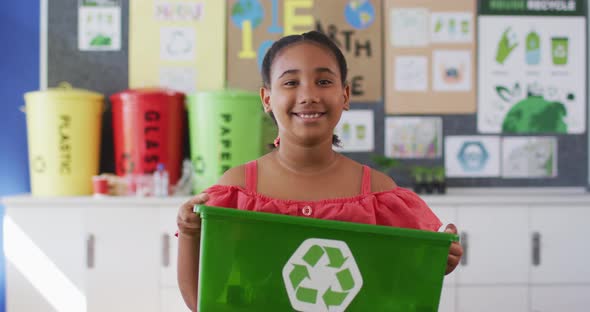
top-left (502, 137), bottom-right (557, 178)
top-left (385, 117), bottom-right (442, 159)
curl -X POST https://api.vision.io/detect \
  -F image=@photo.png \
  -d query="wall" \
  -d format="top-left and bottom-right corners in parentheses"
top-left (0, 1), bottom-right (40, 310)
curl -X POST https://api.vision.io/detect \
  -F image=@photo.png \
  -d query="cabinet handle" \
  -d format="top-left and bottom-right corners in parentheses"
top-left (162, 233), bottom-right (170, 267)
top-left (460, 232), bottom-right (468, 266)
top-left (532, 232), bottom-right (541, 266)
top-left (87, 234), bottom-right (95, 269)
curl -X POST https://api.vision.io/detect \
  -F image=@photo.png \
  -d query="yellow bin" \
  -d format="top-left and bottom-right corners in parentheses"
top-left (24, 83), bottom-right (104, 196)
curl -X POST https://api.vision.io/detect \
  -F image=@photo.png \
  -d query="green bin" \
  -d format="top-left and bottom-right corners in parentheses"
top-left (187, 91), bottom-right (266, 194)
top-left (196, 205), bottom-right (457, 312)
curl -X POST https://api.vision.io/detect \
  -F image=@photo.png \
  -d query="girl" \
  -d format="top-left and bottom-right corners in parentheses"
top-left (177, 30), bottom-right (463, 311)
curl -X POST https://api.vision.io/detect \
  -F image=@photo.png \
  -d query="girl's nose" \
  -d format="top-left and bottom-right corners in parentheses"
top-left (298, 84), bottom-right (320, 104)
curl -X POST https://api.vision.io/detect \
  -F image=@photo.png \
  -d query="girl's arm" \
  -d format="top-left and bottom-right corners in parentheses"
top-left (177, 193), bottom-right (209, 312)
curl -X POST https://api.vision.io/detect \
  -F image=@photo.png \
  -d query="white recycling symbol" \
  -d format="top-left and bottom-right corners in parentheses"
top-left (282, 238), bottom-right (363, 312)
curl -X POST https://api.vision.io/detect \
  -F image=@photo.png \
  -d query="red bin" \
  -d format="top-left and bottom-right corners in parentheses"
top-left (110, 88), bottom-right (185, 185)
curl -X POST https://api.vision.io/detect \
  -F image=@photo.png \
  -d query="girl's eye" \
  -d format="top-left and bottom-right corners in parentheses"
top-left (283, 80), bottom-right (298, 86)
top-left (318, 79), bottom-right (332, 86)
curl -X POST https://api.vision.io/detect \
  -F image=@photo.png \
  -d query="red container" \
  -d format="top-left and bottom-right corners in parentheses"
top-left (110, 88), bottom-right (185, 185)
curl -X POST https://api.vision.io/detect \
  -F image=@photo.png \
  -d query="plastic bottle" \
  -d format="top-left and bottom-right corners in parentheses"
top-left (153, 163), bottom-right (169, 197)
top-left (526, 29), bottom-right (541, 65)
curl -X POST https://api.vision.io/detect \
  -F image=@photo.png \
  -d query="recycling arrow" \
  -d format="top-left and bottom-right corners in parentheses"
top-left (325, 246), bottom-right (348, 268)
top-left (323, 287), bottom-right (347, 307)
top-left (303, 244), bottom-right (324, 267)
top-left (289, 264), bottom-right (309, 289)
top-left (283, 238), bottom-right (363, 312)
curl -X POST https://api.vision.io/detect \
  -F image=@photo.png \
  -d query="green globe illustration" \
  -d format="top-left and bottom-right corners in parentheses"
top-left (502, 96), bottom-right (568, 133)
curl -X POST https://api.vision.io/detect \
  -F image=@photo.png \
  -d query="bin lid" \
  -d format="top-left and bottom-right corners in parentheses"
top-left (110, 87), bottom-right (184, 103)
top-left (25, 82), bottom-right (104, 102)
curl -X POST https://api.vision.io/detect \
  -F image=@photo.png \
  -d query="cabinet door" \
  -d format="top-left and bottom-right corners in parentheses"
top-left (159, 207), bottom-right (180, 288)
top-left (530, 206), bottom-right (590, 284)
top-left (4, 206), bottom-right (86, 312)
top-left (84, 207), bottom-right (160, 312)
top-left (457, 286), bottom-right (528, 312)
top-left (456, 206), bottom-right (529, 285)
top-left (531, 286), bottom-right (590, 312)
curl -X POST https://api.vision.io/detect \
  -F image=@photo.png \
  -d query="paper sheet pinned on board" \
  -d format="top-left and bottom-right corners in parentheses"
top-left (334, 110), bottom-right (375, 152)
top-left (502, 137), bottom-right (557, 178)
top-left (384, 117), bottom-right (442, 159)
top-left (394, 56), bottom-right (428, 92)
top-left (445, 136), bottom-right (501, 177)
top-left (78, 0), bottom-right (121, 51)
top-left (390, 8), bottom-right (430, 47)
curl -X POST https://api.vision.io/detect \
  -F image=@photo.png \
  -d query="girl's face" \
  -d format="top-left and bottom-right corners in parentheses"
top-left (261, 42), bottom-right (350, 146)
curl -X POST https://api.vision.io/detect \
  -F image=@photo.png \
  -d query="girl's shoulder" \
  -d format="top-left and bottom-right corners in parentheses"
top-left (216, 164), bottom-right (247, 188)
top-left (340, 156), bottom-right (397, 192)
top-left (370, 168), bottom-right (397, 192)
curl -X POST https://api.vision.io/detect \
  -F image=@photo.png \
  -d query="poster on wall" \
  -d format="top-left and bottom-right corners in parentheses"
top-left (334, 110), bottom-right (375, 152)
top-left (78, 0), bottom-right (121, 51)
top-left (445, 136), bottom-right (501, 177)
top-left (384, 0), bottom-right (476, 114)
top-left (502, 136), bottom-right (557, 178)
top-left (477, 0), bottom-right (587, 134)
top-left (226, 0), bottom-right (383, 102)
top-left (384, 116), bottom-right (442, 158)
top-left (129, 1), bottom-right (226, 94)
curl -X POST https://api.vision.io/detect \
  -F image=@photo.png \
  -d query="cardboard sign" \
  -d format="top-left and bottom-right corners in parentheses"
top-left (227, 0), bottom-right (382, 102)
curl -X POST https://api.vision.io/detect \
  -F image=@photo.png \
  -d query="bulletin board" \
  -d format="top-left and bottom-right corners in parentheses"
top-left (384, 0), bottom-right (477, 114)
top-left (226, 0), bottom-right (383, 102)
top-left (45, 0), bottom-right (589, 188)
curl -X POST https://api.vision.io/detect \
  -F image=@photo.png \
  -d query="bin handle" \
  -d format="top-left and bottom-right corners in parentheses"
top-left (57, 81), bottom-right (73, 90)
top-left (460, 232), bottom-right (468, 266)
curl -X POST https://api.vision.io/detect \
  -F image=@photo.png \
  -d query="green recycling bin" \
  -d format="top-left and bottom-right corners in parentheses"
top-left (187, 91), bottom-right (265, 193)
top-left (196, 205), bottom-right (458, 312)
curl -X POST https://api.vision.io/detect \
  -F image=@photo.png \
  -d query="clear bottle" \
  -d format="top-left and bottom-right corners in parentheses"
top-left (153, 163), bottom-right (169, 197)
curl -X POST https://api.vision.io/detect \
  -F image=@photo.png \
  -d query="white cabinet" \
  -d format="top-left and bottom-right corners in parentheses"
top-left (159, 207), bottom-right (189, 311)
top-left (530, 206), bottom-right (590, 284)
top-left (4, 191), bottom-right (590, 312)
top-left (424, 191), bottom-right (590, 312)
top-left (84, 207), bottom-right (160, 312)
top-left (2, 195), bottom-right (189, 312)
top-left (455, 205), bottom-right (530, 285)
top-left (530, 286), bottom-right (590, 312)
top-left (456, 286), bottom-right (528, 312)
top-left (3, 207), bottom-right (85, 312)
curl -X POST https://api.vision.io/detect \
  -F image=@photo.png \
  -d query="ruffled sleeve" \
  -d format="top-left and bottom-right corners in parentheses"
top-left (372, 188), bottom-right (442, 232)
top-left (203, 185), bottom-right (241, 209)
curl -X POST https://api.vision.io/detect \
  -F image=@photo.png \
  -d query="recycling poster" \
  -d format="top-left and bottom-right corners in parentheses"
top-left (477, 0), bottom-right (587, 134)
top-left (226, 0), bottom-right (382, 102)
top-left (128, 1), bottom-right (226, 94)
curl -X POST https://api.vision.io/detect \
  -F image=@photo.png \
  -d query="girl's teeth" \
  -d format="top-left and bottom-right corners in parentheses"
top-left (300, 113), bottom-right (321, 119)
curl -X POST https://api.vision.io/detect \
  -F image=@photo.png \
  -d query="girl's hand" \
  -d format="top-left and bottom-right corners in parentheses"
top-left (444, 224), bottom-right (463, 275)
top-left (177, 193), bottom-right (209, 239)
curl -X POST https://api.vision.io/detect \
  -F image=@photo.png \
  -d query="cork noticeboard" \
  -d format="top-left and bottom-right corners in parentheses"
top-left (384, 0), bottom-right (477, 114)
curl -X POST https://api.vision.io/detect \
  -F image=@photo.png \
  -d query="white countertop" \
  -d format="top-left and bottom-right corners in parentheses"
top-left (2, 187), bottom-right (590, 207)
